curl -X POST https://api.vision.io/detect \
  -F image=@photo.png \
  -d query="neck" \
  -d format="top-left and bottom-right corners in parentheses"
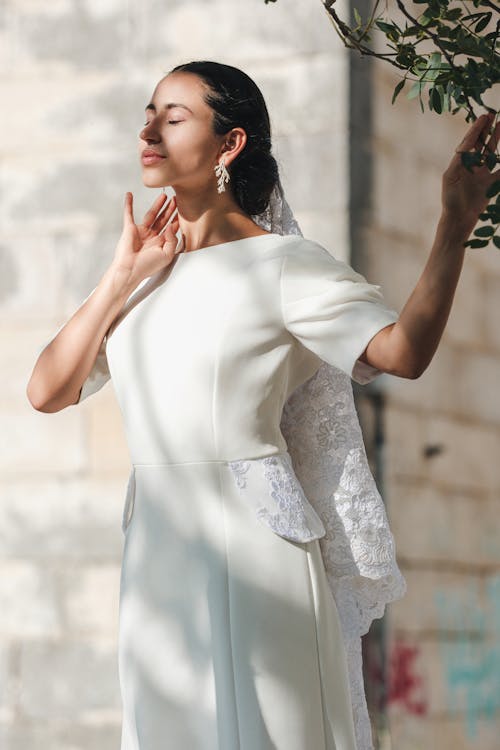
top-left (172, 185), bottom-right (264, 252)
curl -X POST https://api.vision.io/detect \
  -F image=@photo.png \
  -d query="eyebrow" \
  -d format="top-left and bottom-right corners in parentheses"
top-left (145, 102), bottom-right (193, 114)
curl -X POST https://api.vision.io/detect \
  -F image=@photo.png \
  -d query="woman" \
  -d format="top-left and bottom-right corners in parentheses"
top-left (27, 61), bottom-right (498, 750)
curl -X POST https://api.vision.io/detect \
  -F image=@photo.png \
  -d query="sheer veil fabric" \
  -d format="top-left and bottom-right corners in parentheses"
top-left (249, 178), bottom-right (407, 750)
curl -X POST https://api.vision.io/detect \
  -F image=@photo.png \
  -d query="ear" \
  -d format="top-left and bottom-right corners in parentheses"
top-left (218, 127), bottom-right (247, 166)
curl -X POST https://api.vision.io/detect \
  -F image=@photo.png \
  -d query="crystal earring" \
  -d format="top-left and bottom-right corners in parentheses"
top-left (214, 157), bottom-right (230, 193)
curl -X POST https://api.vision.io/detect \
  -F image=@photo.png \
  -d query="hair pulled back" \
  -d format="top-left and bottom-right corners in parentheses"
top-left (169, 60), bottom-right (279, 216)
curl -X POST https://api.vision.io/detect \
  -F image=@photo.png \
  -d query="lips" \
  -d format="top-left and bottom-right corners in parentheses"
top-left (141, 149), bottom-right (166, 165)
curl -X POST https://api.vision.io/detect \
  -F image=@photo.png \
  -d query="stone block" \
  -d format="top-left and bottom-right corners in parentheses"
top-left (1, 325), bottom-right (59, 409)
top-left (389, 569), bottom-right (489, 636)
top-left (273, 130), bottom-right (348, 214)
top-left (0, 642), bottom-right (10, 715)
top-left (423, 414), bottom-right (500, 493)
top-left (0, 407), bottom-right (87, 477)
top-left (389, 481), bottom-right (500, 567)
top-left (0, 722), bottom-right (122, 750)
top-left (385, 343), bottom-right (460, 417)
top-left (165, 0), bottom-right (339, 61)
top-left (294, 210), bottom-right (349, 264)
top-left (363, 228), bottom-right (433, 312)
top-left (483, 273), bottom-right (500, 351)
top-left (443, 261), bottom-right (487, 349)
top-left (0, 235), bottom-right (60, 322)
top-left (19, 640), bottom-right (121, 719)
top-left (0, 561), bottom-right (61, 639)
top-left (384, 405), bottom-right (426, 481)
top-left (455, 351), bottom-right (500, 426)
top-left (63, 564), bottom-right (120, 637)
top-left (251, 53), bottom-right (348, 136)
top-left (374, 62), bottom-right (465, 168)
top-left (388, 713), bottom-right (500, 750)
top-left (372, 136), bottom-right (423, 237)
top-left (0, 477), bottom-right (127, 560)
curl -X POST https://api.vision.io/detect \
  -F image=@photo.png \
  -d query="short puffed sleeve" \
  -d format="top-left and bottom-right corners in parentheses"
top-left (77, 333), bottom-right (111, 402)
top-left (74, 285), bottom-right (111, 403)
top-left (281, 240), bottom-right (398, 384)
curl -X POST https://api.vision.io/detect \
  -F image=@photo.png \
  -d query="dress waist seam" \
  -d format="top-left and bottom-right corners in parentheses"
top-left (132, 450), bottom-right (288, 467)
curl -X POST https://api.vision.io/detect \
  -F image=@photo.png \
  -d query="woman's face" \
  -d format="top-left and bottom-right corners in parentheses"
top-left (139, 72), bottom-right (228, 192)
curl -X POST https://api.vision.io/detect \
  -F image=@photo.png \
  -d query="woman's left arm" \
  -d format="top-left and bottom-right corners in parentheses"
top-left (360, 112), bottom-right (500, 380)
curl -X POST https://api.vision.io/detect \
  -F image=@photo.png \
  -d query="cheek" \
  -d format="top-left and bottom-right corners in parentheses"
top-left (170, 132), bottom-right (216, 169)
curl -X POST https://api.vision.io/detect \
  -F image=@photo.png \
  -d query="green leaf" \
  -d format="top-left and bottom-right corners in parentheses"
top-left (461, 152), bottom-right (482, 171)
top-left (408, 80), bottom-right (424, 100)
top-left (353, 7), bottom-right (362, 26)
top-left (485, 152), bottom-right (498, 170)
top-left (486, 180), bottom-right (500, 198)
top-left (392, 79), bottom-right (406, 104)
top-left (475, 12), bottom-right (492, 33)
top-left (465, 238), bottom-right (489, 248)
top-left (430, 85), bottom-right (444, 113)
top-left (445, 8), bottom-right (463, 21)
top-left (493, 236), bottom-right (500, 249)
top-left (474, 225), bottom-right (495, 237)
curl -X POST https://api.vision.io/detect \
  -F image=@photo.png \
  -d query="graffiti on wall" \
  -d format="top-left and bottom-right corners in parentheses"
top-left (387, 640), bottom-right (427, 715)
top-left (363, 634), bottom-right (427, 716)
top-left (435, 573), bottom-right (500, 738)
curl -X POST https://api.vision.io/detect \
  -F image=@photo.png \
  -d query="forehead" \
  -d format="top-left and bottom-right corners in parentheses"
top-left (149, 72), bottom-right (210, 113)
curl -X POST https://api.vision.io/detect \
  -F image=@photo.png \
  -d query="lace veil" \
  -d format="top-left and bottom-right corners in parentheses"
top-left (251, 177), bottom-right (407, 750)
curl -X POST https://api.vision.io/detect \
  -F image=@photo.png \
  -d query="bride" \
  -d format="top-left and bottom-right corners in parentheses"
top-left (27, 61), bottom-right (499, 750)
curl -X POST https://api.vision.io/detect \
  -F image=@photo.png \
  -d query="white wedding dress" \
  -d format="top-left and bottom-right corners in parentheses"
top-left (75, 230), bottom-right (406, 750)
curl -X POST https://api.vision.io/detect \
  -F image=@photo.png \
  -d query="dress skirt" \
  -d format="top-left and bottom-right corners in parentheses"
top-left (118, 460), bottom-right (358, 750)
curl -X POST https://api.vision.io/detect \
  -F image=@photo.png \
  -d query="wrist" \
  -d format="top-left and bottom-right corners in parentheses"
top-left (439, 209), bottom-right (477, 242)
top-left (102, 263), bottom-right (139, 301)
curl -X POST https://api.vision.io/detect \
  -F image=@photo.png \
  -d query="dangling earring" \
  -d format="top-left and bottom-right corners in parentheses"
top-left (214, 157), bottom-right (230, 193)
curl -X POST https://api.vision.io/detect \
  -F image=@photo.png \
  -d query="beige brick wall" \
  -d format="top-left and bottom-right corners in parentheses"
top-left (1, 1), bottom-right (350, 748)
top-left (367, 60), bottom-right (500, 749)
top-left (2, 1), bottom-right (498, 748)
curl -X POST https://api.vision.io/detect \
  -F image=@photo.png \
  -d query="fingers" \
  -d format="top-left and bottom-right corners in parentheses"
top-left (123, 192), bottom-right (135, 226)
top-left (142, 192), bottom-right (170, 229)
top-left (151, 196), bottom-right (178, 233)
top-left (456, 113), bottom-right (495, 154)
top-left (484, 119), bottom-right (500, 156)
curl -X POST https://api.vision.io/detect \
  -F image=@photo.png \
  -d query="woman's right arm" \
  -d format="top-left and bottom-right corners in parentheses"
top-left (27, 191), bottom-right (182, 413)
top-left (27, 267), bottom-right (138, 412)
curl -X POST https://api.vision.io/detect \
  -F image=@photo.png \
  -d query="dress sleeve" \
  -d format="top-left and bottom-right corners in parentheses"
top-left (281, 241), bottom-right (399, 385)
top-left (77, 333), bottom-right (111, 402)
top-left (74, 285), bottom-right (111, 403)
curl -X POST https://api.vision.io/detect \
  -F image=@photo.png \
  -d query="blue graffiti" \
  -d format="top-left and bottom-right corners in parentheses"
top-left (434, 574), bottom-right (500, 739)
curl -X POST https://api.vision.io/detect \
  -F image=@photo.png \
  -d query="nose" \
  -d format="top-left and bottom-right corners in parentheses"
top-left (139, 119), bottom-right (160, 143)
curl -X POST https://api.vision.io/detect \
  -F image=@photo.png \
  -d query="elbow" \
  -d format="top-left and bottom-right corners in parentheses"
top-left (26, 380), bottom-right (52, 412)
top-left (390, 360), bottom-right (427, 380)
top-left (26, 378), bottom-right (72, 413)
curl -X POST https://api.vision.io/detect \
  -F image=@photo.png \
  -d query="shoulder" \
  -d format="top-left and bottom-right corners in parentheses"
top-left (275, 236), bottom-right (366, 285)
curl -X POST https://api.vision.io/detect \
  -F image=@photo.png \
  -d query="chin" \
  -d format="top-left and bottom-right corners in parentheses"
top-left (142, 175), bottom-right (166, 189)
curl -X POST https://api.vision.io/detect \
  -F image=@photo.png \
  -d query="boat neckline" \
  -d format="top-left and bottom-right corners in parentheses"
top-left (178, 232), bottom-right (302, 256)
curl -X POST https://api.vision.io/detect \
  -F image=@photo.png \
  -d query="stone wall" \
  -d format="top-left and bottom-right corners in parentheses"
top-left (362, 58), bottom-right (500, 750)
top-left (2, 1), bottom-right (499, 748)
top-left (0, 1), bottom-right (349, 747)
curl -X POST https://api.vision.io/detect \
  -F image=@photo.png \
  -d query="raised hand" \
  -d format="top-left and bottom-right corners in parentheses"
top-left (443, 113), bottom-right (500, 235)
top-left (112, 192), bottom-right (185, 284)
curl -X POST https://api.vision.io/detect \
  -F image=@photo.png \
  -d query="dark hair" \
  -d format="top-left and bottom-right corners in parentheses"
top-left (168, 60), bottom-right (279, 216)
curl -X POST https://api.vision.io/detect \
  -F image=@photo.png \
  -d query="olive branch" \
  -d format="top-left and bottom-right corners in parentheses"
top-left (264, 0), bottom-right (500, 248)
